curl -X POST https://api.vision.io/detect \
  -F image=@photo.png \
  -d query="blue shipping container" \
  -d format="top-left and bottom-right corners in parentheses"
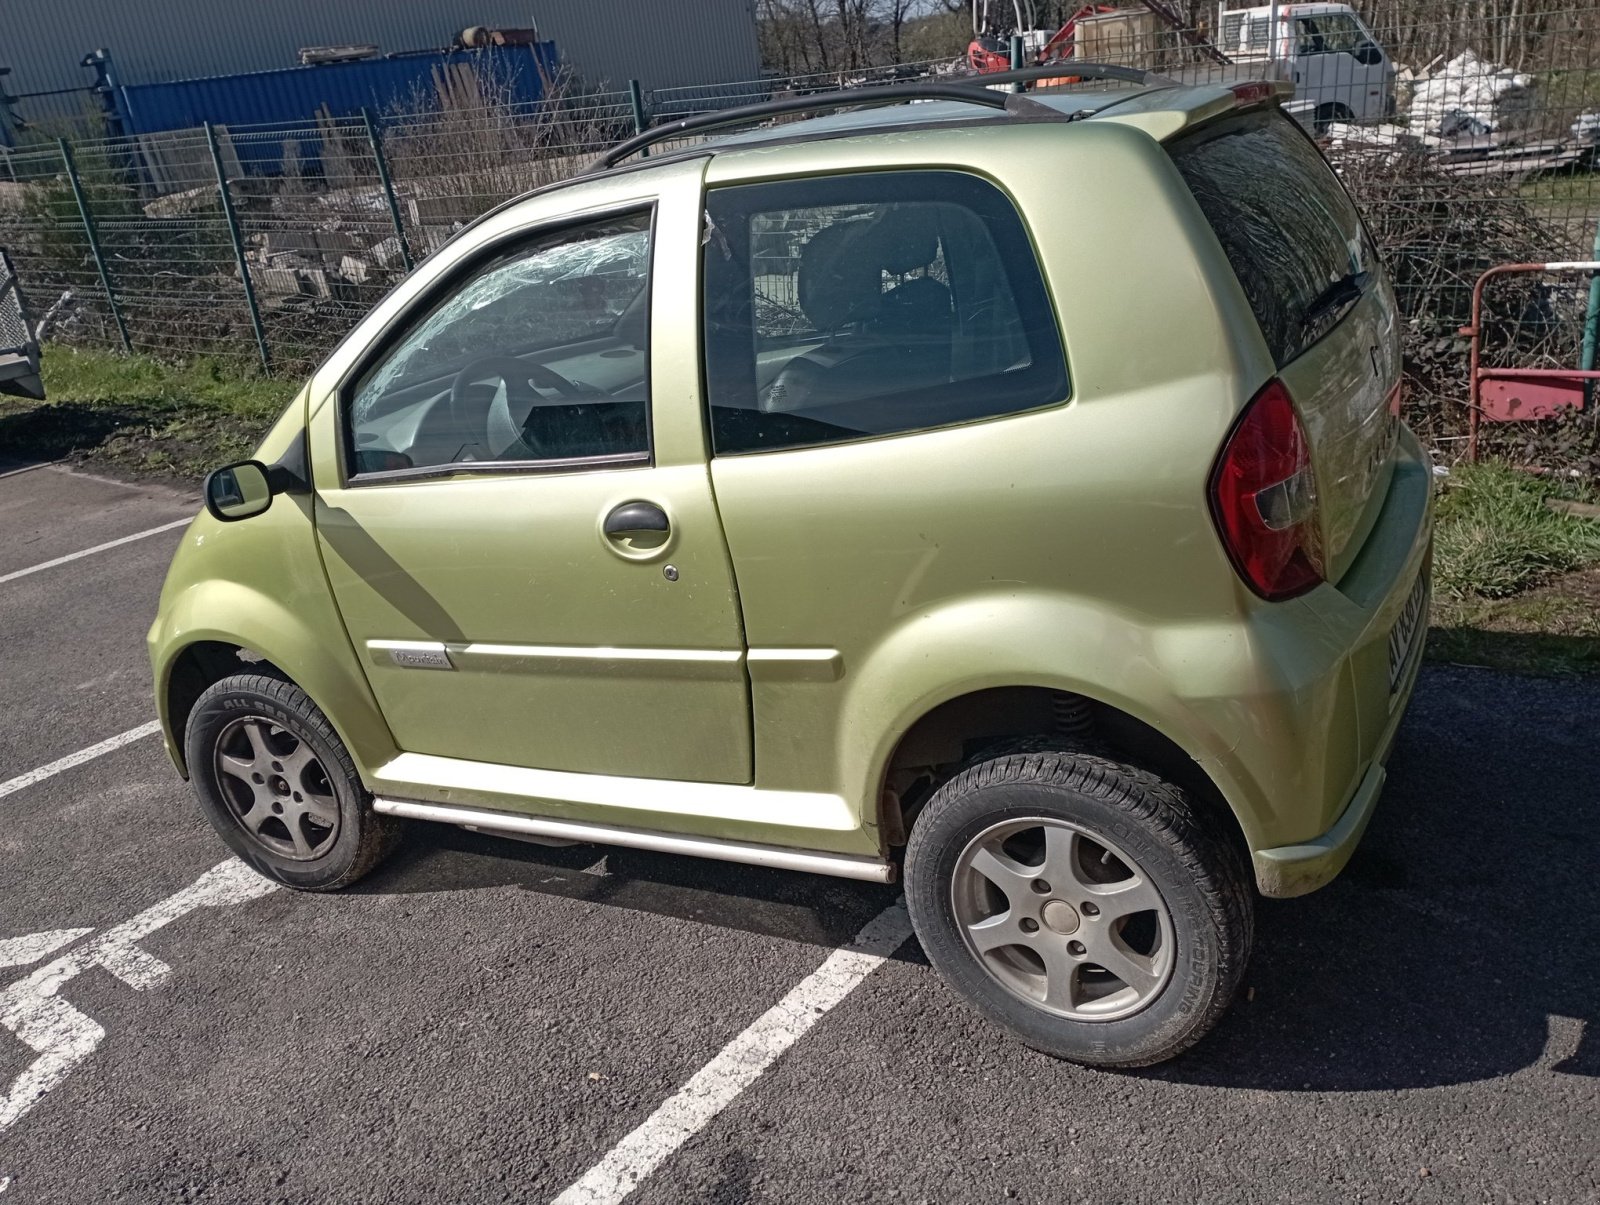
top-left (116, 44), bottom-right (559, 173)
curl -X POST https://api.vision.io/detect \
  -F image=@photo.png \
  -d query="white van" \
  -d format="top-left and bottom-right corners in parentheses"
top-left (1218, 3), bottom-right (1395, 124)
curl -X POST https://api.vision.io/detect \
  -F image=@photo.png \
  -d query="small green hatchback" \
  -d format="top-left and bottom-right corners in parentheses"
top-left (150, 68), bottom-right (1432, 1066)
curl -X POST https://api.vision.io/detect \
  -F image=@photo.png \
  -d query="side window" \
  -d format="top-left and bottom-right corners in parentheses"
top-left (1296, 14), bottom-right (1364, 55)
top-left (701, 171), bottom-right (1069, 455)
top-left (344, 210), bottom-right (652, 477)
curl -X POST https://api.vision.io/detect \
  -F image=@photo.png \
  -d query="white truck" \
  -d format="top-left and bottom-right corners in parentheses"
top-left (969, 1), bottom-right (1396, 129)
top-left (1215, 3), bottom-right (1396, 125)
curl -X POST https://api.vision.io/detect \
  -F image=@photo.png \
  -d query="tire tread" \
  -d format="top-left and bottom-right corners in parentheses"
top-left (906, 741), bottom-right (1254, 1067)
top-left (186, 673), bottom-right (401, 892)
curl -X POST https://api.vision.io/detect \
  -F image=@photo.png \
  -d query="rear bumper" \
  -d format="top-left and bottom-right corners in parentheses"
top-left (1163, 426), bottom-right (1432, 898)
top-left (1251, 572), bottom-right (1427, 896)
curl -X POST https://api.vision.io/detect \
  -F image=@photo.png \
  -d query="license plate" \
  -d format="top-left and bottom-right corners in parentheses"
top-left (1388, 569), bottom-right (1428, 692)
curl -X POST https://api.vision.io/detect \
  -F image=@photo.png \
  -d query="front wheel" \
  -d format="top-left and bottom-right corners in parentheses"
top-left (904, 748), bottom-right (1253, 1067)
top-left (185, 672), bottom-right (402, 891)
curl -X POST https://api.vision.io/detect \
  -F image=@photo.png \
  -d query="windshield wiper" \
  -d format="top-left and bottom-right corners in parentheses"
top-left (1301, 271), bottom-right (1369, 329)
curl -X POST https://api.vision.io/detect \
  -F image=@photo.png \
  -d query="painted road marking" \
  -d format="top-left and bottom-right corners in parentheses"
top-left (0, 860), bottom-right (281, 1134)
top-left (0, 931), bottom-right (93, 970)
top-left (551, 901), bottom-right (913, 1205)
top-left (0, 461), bottom-right (61, 481)
top-left (0, 517), bottom-right (190, 585)
top-left (0, 721), bottom-right (162, 801)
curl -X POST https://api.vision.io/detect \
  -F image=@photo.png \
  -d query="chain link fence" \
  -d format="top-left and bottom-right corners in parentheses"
top-left (0, 13), bottom-right (1596, 459)
top-left (1032, 3), bottom-right (1600, 458)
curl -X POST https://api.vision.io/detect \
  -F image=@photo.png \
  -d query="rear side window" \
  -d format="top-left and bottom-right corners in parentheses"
top-left (701, 171), bottom-right (1068, 455)
top-left (1169, 111), bottom-right (1374, 366)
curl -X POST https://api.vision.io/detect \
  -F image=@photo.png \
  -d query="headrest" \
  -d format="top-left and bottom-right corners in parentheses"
top-left (797, 207), bottom-right (942, 332)
top-left (869, 207), bottom-right (941, 275)
top-left (798, 220), bottom-right (881, 331)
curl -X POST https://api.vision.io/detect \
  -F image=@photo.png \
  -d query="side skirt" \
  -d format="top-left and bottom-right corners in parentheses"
top-left (373, 797), bottom-right (898, 884)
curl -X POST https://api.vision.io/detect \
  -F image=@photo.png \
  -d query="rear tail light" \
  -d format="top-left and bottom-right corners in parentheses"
top-left (1228, 80), bottom-right (1292, 106)
top-left (1208, 379), bottom-right (1325, 601)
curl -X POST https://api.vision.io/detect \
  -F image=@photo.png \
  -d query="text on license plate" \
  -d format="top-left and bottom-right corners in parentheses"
top-left (1388, 570), bottom-right (1428, 692)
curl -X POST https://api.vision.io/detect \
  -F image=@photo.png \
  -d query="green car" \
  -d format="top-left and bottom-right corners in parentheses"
top-left (149, 69), bottom-right (1432, 1066)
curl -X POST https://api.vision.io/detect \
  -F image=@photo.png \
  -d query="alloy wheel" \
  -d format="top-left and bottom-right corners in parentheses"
top-left (951, 817), bottom-right (1175, 1021)
top-left (213, 716), bottom-right (340, 861)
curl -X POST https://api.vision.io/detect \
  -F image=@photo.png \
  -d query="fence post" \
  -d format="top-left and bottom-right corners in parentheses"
top-left (361, 108), bottom-right (413, 272)
top-left (204, 122), bottom-right (271, 374)
top-left (1009, 35), bottom-right (1025, 92)
top-left (1584, 226), bottom-right (1600, 412)
top-left (57, 138), bottom-right (131, 355)
top-left (627, 79), bottom-right (650, 156)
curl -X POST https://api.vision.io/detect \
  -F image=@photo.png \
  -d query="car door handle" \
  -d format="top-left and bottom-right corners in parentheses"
top-left (603, 501), bottom-right (670, 536)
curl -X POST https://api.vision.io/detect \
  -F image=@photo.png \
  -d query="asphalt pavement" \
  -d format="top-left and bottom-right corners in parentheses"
top-left (0, 461), bottom-right (1596, 1205)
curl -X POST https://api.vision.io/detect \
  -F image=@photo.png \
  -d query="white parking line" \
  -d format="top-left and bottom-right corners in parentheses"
top-left (551, 901), bottom-right (913, 1205)
top-left (0, 722), bottom-right (162, 801)
top-left (0, 930), bottom-right (92, 970)
top-left (0, 517), bottom-right (190, 585)
top-left (0, 461), bottom-right (61, 481)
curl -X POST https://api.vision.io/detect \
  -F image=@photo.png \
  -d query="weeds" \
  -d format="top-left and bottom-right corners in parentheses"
top-left (39, 345), bottom-right (292, 418)
top-left (1432, 460), bottom-right (1600, 599)
top-left (0, 345), bottom-right (294, 480)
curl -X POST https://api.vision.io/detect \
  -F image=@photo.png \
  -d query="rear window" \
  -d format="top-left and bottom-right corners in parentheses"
top-left (1169, 111), bottom-right (1375, 366)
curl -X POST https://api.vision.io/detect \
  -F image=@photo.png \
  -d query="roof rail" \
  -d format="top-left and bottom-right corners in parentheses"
top-left (598, 62), bottom-right (1173, 168)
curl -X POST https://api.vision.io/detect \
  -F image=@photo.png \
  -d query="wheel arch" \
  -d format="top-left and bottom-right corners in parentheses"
top-left (835, 592), bottom-right (1279, 869)
top-left (874, 683), bottom-right (1253, 875)
top-left (152, 581), bottom-right (396, 781)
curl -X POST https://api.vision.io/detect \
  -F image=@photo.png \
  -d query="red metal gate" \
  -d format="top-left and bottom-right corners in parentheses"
top-left (1458, 260), bottom-right (1600, 460)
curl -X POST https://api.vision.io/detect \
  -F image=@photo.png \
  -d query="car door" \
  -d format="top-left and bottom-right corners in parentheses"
top-left (307, 182), bottom-right (753, 785)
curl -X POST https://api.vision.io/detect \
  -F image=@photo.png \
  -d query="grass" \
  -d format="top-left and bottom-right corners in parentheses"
top-left (1432, 461), bottom-right (1600, 599)
top-left (0, 345), bottom-right (295, 481)
top-left (1428, 461), bottom-right (1600, 674)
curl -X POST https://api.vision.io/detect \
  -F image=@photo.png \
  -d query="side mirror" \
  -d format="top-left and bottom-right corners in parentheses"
top-left (204, 460), bottom-right (274, 522)
top-left (1354, 42), bottom-right (1383, 66)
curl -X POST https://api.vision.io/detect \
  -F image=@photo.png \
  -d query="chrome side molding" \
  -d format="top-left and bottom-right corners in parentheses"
top-left (373, 796), bottom-right (897, 884)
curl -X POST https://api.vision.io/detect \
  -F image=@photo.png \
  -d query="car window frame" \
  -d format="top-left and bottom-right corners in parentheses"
top-left (698, 168), bottom-right (1071, 458)
top-left (334, 201), bottom-right (658, 488)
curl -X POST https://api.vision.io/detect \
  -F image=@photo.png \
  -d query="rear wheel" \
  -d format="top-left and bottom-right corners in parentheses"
top-left (904, 747), bottom-right (1253, 1066)
top-left (185, 673), bottom-right (402, 891)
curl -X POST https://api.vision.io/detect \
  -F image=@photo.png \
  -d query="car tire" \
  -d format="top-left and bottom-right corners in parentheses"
top-left (184, 672), bottom-right (402, 891)
top-left (904, 746), bottom-right (1253, 1067)
top-left (1313, 102), bottom-right (1353, 134)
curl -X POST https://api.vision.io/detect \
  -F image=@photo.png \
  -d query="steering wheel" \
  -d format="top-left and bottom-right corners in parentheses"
top-left (446, 356), bottom-right (594, 459)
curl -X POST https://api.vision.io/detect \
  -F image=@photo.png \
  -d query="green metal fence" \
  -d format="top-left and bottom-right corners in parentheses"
top-left (0, 24), bottom-right (1597, 463)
